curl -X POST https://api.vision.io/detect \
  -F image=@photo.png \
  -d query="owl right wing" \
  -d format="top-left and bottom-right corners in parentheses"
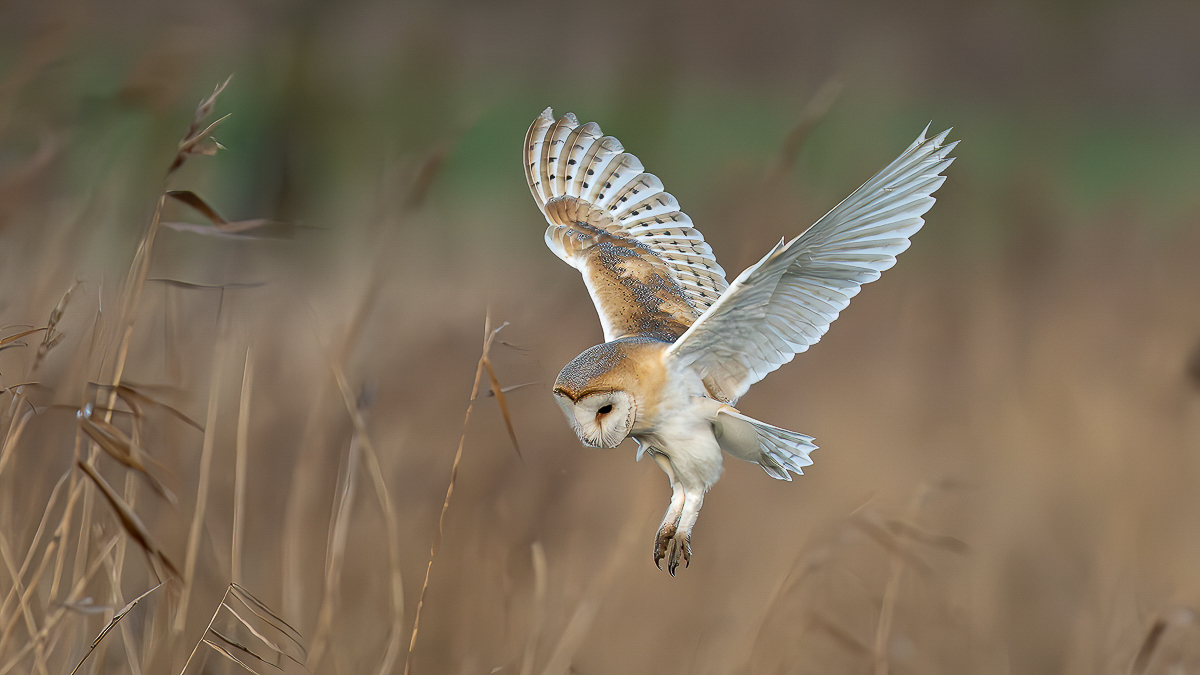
top-left (666, 126), bottom-right (958, 403)
top-left (525, 108), bottom-right (728, 342)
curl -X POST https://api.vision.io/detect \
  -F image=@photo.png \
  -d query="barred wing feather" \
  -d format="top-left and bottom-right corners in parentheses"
top-left (525, 108), bottom-right (728, 340)
top-left (667, 126), bottom-right (958, 403)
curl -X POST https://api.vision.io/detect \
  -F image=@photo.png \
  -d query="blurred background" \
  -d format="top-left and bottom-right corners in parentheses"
top-left (2, 0), bottom-right (1200, 673)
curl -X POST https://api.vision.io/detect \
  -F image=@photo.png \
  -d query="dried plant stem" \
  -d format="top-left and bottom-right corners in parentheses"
top-left (538, 502), bottom-right (644, 675)
top-left (68, 583), bottom-right (161, 675)
top-left (329, 361), bottom-right (405, 675)
top-left (0, 533), bottom-right (40, 671)
top-left (306, 424), bottom-right (361, 671)
top-left (48, 442), bottom-right (85, 603)
top-left (113, 463), bottom-right (145, 674)
top-left (0, 408), bottom-right (32, 480)
top-left (403, 315), bottom-right (504, 675)
top-left (100, 540), bottom-right (144, 675)
top-left (178, 581), bottom-right (304, 675)
top-left (70, 192), bottom-right (166, 646)
top-left (872, 486), bottom-right (930, 675)
top-left (0, 469), bottom-right (69, 628)
top-left (362, 434), bottom-right (407, 674)
top-left (0, 537), bottom-right (55, 662)
top-left (233, 348), bottom-right (253, 586)
top-left (519, 542), bottom-right (547, 675)
top-left (0, 536), bottom-right (119, 675)
top-left (280, 380), bottom-right (338, 624)
top-left (69, 458), bottom-right (94, 607)
top-left (106, 194), bottom-right (166, 414)
top-left (1129, 615), bottom-right (1170, 675)
top-left (173, 342), bottom-right (225, 634)
top-left (872, 536), bottom-right (905, 675)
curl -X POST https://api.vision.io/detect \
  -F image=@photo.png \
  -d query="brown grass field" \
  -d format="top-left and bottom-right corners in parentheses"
top-left (3, 1), bottom-right (1200, 673)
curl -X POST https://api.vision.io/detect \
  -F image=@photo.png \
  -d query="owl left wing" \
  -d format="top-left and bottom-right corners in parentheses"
top-left (666, 126), bottom-right (958, 403)
top-left (526, 108), bottom-right (728, 342)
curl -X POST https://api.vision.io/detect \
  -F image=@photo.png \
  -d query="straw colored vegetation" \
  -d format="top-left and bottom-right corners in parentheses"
top-left (3, 7), bottom-right (1200, 674)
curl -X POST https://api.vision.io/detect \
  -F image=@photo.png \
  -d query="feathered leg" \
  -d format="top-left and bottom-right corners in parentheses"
top-left (651, 452), bottom-right (711, 575)
top-left (651, 452), bottom-right (686, 571)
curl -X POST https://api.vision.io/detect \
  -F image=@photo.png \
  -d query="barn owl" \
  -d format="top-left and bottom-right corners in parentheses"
top-left (525, 108), bottom-right (956, 575)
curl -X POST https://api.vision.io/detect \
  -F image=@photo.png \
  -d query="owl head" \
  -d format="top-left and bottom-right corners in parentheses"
top-left (552, 339), bottom-right (661, 448)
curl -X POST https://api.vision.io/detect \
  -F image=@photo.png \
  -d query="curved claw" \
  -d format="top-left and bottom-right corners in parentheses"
top-left (667, 533), bottom-right (691, 576)
top-left (654, 523), bottom-right (676, 570)
top-left (653, 524), bottom-right (692, 576)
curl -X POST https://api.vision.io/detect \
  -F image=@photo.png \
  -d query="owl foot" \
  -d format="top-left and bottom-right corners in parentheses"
top-left (653, 524), bottom-right (691, 576)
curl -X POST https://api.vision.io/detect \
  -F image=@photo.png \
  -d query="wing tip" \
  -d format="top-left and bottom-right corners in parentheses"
top-left (913, 123), bottom-right (958, 157)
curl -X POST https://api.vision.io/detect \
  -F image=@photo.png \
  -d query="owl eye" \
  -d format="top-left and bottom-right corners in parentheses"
top-left (598, 404), bottom-right (614, 415)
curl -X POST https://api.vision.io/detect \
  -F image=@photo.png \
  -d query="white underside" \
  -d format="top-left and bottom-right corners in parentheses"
top-left (630, 358), bottom-right (816, 545)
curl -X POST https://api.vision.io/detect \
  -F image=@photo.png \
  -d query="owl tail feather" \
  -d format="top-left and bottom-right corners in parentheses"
top-left (713, 409), bottom-right (816, 481)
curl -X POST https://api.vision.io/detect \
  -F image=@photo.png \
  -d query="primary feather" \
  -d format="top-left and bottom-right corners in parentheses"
top-left (667, 126), bottom-right (958, 403)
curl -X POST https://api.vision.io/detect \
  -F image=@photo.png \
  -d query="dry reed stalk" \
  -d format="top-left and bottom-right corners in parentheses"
top-left (482, 356), bottom-right (522, 461)
top-left (173, 339), bottom-right (225, 634)
top-left (536, 499), bottom-right (645, 675)
top-left (0, 469), bottom-right (69, 629)
top-left (178, 583), bottom-right (306, 675)
top-left (0, 73), bottom-right (234, 674)
top-left (68, 583), bottom-right (162, 675)
top-left (0, 327), bottom-right (46, 349)
top-left (233, 348), bottom-right (253, 586)
top-left (403, 315), bottom-right (507, 675)
top-left (872, 485), bottom-right (931, 675)
top-left (518, 542), bottom-right (547, 675)
top-left (278, 147), bottom-right (446, 658)
top-left (811, 613), bottom-right (873, 656)
top-left (280, 387), bottom-right (330, 622)
top-left (92, 384), bottom-right (204, 433)
top-left (107, 465), bottom-right (144, 675)
top-left (329, 361), bottom-right (405, 675)
top-left (278, 287), bottom-right (373, 623)
top-left (33, 279), bottom-right (79, 370)
top-left (0, 535), bottom-right (57, 668)
top-left (0, 532), bottom-right (42, 673)
top-left (76, 460), bottom-right (178, 581)
top-left (1129, 621), bottom-right (1166, 674)
top-left (305, 417), bottom-right (362, 671)
top-left (764, 77), bottom-right (842, 188)
top-left (0, 535), bottom-right (119, 675)
top-left (103, 192), bottom-right (166, 416)
top-left (52, 78), bottom-right (233, 665)
top-left (77, 409), bottom-right (174, 504)
top-left (49, 435), bottom-right (86, 602)
top-left (0, 407), bottom-right (31, 482)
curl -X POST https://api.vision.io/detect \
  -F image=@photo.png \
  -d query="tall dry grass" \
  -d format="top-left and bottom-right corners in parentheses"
top-left (3, 12), bottom-right (1200, 674)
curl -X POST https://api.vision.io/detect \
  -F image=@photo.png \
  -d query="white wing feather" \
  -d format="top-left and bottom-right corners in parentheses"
top-left (666, 126), bottom-right (958, 403)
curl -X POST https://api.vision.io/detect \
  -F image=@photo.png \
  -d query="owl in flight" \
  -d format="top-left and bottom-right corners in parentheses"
top-left (525, 108), bottom-right (956, 575)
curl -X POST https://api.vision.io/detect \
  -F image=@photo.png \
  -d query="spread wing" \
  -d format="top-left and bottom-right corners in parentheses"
top-left (525, 108), bottom-right (728, 342)
top-left (666, 126), bottom-right (958, 403)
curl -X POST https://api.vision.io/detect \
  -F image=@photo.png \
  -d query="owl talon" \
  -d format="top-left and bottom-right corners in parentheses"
top-left (667, 532), bottom-right (691, 576)
top-left (654, 523), bottom-right (677, 570)
top-left (654, 525), bottom-right (692, 575)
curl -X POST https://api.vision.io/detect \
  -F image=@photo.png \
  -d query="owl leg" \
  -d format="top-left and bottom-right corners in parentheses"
top-left (650, 452), bottom-right (685, 570)
top-left (665, 488), bottom-right (704, 575)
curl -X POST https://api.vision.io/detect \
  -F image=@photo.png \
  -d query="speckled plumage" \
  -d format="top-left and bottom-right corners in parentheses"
top-left (526, 108), bottom-right (957, 574)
